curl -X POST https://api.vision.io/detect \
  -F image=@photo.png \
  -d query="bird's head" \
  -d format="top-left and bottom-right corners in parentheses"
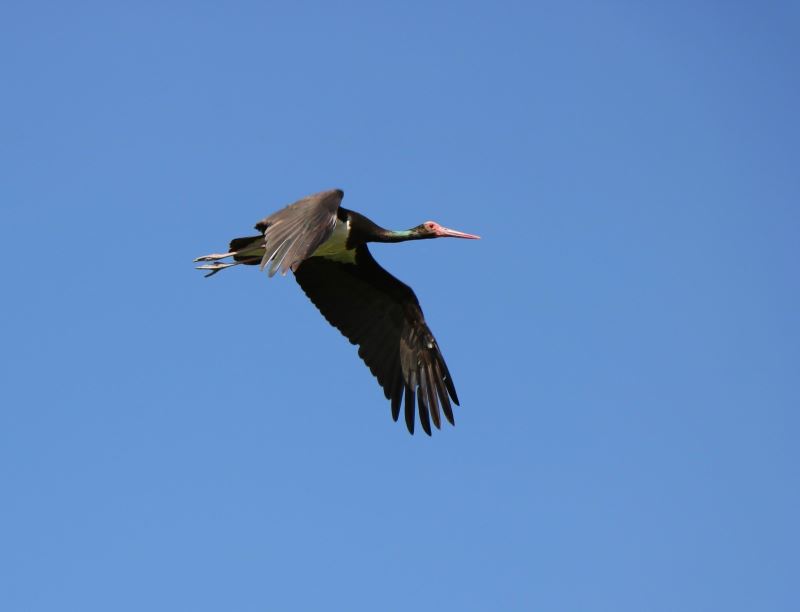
top-left (412, 221), bottom-right (481, 240)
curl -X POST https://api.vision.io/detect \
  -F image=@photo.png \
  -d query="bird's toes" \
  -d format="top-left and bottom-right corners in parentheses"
top-left (196, 262), bottom-right (239, 280)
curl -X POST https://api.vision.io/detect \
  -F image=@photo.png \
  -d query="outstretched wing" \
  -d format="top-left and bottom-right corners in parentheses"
top-left (294, 245), bottom-right (460, 435)
top-left (255, 189), bottom-right (343, 276)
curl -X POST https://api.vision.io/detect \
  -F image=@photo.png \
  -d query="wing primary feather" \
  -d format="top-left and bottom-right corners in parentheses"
top-left (260, 236), bottom-right (291, 272)
top-left (404, 384), bottom-right (415, 434)
top-left (441, 359), bottom-right (460, 405)
top-left (416, 387), bottom-right (432, 436)
top-left (270, 238), bottom-right (297, 277)
top-left (391, 374), bottom-right (403, 421)
top-left (425, 363), bottom-right (442, 429)
top-left (433, 360), bottom-right (455, 425)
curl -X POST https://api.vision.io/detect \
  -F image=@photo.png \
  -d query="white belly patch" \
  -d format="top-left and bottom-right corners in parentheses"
top-left (312, 218), bottom-right (357, 263)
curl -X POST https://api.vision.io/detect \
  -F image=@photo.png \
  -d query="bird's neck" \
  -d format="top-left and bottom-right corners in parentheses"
top-left (370, 228), bottom-right (415, 243)
top-left (344, 209), bottom-right (418, 246)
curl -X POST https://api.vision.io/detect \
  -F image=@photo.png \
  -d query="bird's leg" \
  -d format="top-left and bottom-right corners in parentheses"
top-left (194, 251), bottom-right (236, 262)
top-left (195, 244), bottom-right (265, 277)
top-left (195, 261), bottom-right (240, 277)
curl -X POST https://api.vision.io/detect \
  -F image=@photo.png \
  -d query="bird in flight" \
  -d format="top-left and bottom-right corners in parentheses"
top-left (195, 189), bottom-right (479, 435)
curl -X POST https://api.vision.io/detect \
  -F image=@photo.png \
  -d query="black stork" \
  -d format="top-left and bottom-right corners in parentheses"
top-left (194, 189), bottom-right (479, 435)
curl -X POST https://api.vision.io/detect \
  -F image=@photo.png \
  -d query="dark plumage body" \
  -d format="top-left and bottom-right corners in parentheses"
top-left (195, 189), bottom-right (479, 435)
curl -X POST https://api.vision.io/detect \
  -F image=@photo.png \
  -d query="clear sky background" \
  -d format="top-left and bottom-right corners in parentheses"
top-left (2, 2), bottom-right (798, 610)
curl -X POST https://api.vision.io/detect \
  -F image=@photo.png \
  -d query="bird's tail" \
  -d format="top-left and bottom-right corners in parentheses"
top-left (228, 236), bottom-right (266, 261)
top-left (195, 235), bottom-right (265, 277)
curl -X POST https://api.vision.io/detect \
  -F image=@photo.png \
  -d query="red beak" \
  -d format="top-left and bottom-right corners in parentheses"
top-left (435, 225), bottom-right (481, 240)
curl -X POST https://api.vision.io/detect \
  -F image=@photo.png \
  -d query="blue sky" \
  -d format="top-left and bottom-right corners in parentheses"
top-left (2, 1), bottom-right (798, 610)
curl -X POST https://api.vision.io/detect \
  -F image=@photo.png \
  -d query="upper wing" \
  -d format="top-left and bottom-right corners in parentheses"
top-left (255, 189), bottom-right (343, 277)
top-left (294, 245), bottom-right (460, 435)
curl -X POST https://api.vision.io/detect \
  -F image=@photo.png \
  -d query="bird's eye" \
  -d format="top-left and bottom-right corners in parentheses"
top-left (425, 222), bottom-right (435, 230)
